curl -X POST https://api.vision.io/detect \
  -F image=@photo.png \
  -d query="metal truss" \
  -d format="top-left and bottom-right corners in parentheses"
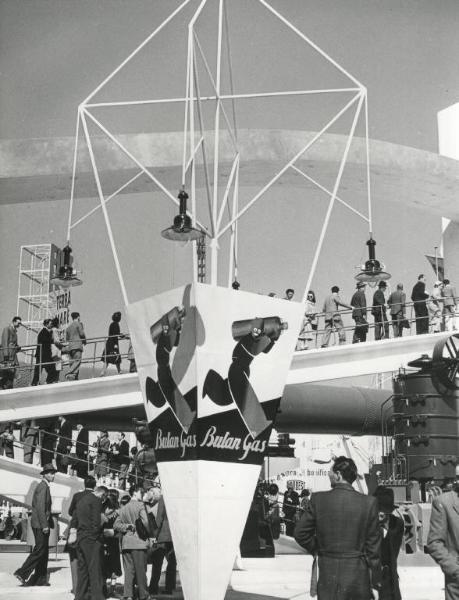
top-left (66, 0), bottom-right (373, 305)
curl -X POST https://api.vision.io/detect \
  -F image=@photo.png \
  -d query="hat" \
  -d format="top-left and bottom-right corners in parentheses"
top-left (373, 486), bottom-right (397, 513)
top-left (378, 281), bottom-right (387, 288)
top-left (119, 492), bottom-right (131, 501)
top-left (40, 463), bottom-right (57, 475)
top-left (356, 282), bottom-right (366, 288)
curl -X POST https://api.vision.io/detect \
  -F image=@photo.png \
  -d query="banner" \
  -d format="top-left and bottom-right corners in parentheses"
top-left (127, 283), bottom-right (303, 600)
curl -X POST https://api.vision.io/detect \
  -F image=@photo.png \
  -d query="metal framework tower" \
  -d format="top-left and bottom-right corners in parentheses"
top-left (16, 244), bottom-right (60, 343)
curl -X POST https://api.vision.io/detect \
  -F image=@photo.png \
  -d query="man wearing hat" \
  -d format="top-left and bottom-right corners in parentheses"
top-left (372, 281), bottom-right (390, 340)
top-left (374, 486), bottom-right (404, 600)
top-left (14, 463), bottom-right (56, 586)
top-left (427, 466), bottom-right (459, 600)
top-left (351, 282), bottom-right (368, 343)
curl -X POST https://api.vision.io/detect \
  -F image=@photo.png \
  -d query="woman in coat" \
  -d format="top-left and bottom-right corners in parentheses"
top-left (114, 485), bottom-right (150, 600)
top-left (100, 312), bottom-right (124, 376)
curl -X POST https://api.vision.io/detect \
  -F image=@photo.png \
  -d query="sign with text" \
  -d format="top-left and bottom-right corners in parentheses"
top-left (127, 283), bottom-right (303, 600)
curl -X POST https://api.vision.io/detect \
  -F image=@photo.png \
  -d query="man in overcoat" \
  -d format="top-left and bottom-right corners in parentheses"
top-left (374, 486), bottom-right (404, 600)
top-left (14, 463), bottom-right (56, 586)
top-left (294, 456), bottom-right (382, 599)
top-left (65, 312), bottom-right (86, 380)
top-left (31, 319), bottom-right (56, 385)
top-left (411, 274), bottom-right (429, 334)
top-left (73, 485), bottom-right (107, 600)
top-left (427, 473), bottom-right (459, 600)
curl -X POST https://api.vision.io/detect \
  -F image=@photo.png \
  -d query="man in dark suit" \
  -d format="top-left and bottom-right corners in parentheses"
top-left (411, 274), bottom-right (429, 334)
top-left (351, 282), bottom-right (368, 343)
top-left (14, 463), bottom-right (56, 586)
top-left (110, 432), bottom-right (130, 489)
top-left (294, 456), bottom-right (382, 600)
top-left (283, 483), bottom-right (300, 536)
top-left (55, 415), bottom-right (73, 474)
top-left (372, 281), bottom-right (389, 340)
top-left (74, 485), bottom-right (107, 600)
top-left (66, 476), bottom-right (97, 595)
top-left (427, 470), bottom-right (459, 600)
top-left (374, 486), bottom-right (404, 600)
top-left (74, 423), bottom-right (89, 478)
top-left (31, 319), bottom-right (56, 386)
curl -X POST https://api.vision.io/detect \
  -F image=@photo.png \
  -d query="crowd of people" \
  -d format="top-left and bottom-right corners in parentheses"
top-left (0, 274), bottom-right (457, 391)
top-left (288, 275), bottom-right (458, 350)
top-left (14, 469), bottom-right (175, 600)
top-left (0, 311), bottom-right (136, 391)
top-left (0, 417), bottom-right (158, 492)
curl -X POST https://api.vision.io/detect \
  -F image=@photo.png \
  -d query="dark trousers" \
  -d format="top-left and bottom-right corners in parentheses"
top-left (414, 305), bottom-right (429, 334)
top-left (0, 436), bottom-right (14, 458)
top-left (31, 363), bottom-right (57, 386)
top-left (56, 449), bottom-right (69, 474)
top-left (75, 538), bottom-right (105, 600)
top-left (375, 318), bottom-right (390, 340)
top-left (40, 436), bottom-right (55, 467)
top-left (16, 527), bottom-right (49, 582)
top-left (23, 427), bottom-right (38, 464)
top-left (66, 349), bottom-right (82, 380)
top-left (0, 367), bottom-right (15, 389)
top-left (150, 542), bottom-right (176, 593)
top-left (352, 318), bottom-right (368, 343)
top-left (122, 549), bottom-right (148, 600)
top-left (74, 455), bottom-right (88, 478)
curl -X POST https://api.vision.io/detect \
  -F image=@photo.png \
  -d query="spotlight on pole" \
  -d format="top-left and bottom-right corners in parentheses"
top-left (161, 187), bottom-right (204, 242)
top-left (50, 244), bottom-right (83, 288)
top-left (355, 236), bottom-right (391, 288)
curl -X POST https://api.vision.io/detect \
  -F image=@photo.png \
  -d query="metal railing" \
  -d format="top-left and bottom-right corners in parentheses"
top-left (5, 426), bottom-right (157, 489)
top-left (0, 334), bottom-right (134, 389)
top-left (295, 296), bottom-right (458, 351)
top-left (1, 296), bottom-right (457, 390)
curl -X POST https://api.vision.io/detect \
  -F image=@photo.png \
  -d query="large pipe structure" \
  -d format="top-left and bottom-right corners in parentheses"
top-left (57, 383), bottom-right (392, 435)
top-left (277, 383), bottom-right (391, 436)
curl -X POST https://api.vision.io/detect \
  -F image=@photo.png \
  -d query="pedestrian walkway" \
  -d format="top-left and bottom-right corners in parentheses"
top-left (0, 549), bottom-right (445, 600)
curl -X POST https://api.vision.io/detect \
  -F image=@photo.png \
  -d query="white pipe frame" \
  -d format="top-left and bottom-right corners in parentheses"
top-left (66, 0), bottom-right (374, 304)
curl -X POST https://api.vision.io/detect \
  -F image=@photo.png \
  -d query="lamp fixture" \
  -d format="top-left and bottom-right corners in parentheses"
top-left (50, 244), bottom-right (83, 288)
top-left (161, 188), bottom-right (204, 242)
top-left (355, 236), bottom-right (391, 287)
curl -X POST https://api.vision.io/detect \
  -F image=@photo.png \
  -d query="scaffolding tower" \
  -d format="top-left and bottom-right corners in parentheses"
top-left (16, 244), bottom-right (60, 344)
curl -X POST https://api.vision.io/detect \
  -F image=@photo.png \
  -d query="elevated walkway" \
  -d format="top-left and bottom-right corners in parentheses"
top-left (0, 332), bottom-right (445, 429)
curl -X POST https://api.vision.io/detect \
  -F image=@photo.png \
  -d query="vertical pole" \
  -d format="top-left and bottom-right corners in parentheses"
top-left (210, 0), bottom-right (224, 285)
top-left (67, 110), bottom-right (81, 243)
top-left (364, 90), bottom-right (373, 234)
top-left (189, 33), bottom-right (198, 283)
top-left (434, 246), bottom-right (439, 279)
top-left (80, 110), bottom-right (130, 306)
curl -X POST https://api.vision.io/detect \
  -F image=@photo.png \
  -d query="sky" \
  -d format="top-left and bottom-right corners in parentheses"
top-left (0, 0), bottom-right (458, 337)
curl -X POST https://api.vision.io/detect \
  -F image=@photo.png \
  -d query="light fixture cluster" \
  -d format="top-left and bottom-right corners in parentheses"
top-left (355, 236), bottom-right (391, 288)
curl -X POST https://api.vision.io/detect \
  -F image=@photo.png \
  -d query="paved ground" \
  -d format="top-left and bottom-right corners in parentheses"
top-left (0, 551), bottom-right (446, 600)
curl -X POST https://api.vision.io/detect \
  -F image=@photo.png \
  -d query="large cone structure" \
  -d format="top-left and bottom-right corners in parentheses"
top-left (127, 283), bottom-right (302, 600)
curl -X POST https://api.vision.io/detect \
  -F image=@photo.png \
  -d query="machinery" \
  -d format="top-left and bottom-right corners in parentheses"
top-left (374, 333), bottom-right (459, 552)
